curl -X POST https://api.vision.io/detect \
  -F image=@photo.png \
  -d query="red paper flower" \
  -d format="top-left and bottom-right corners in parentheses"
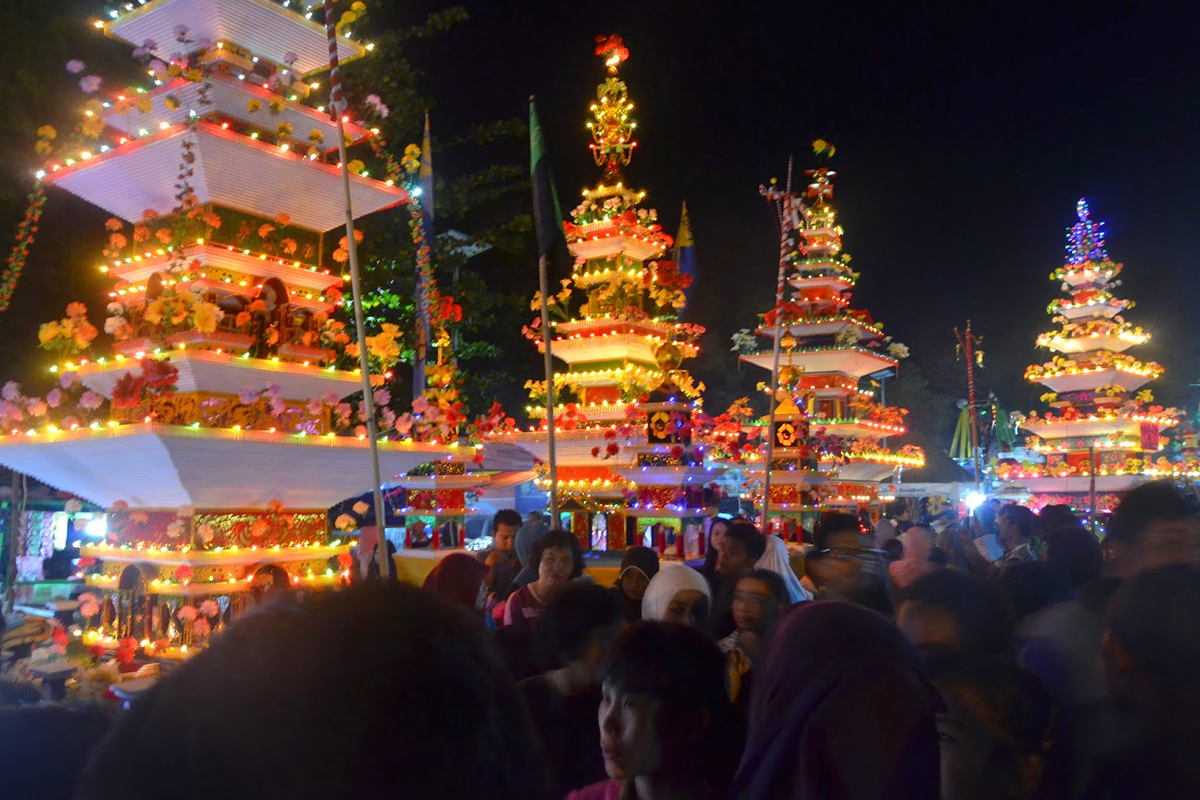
top-left (173, 564), bottom-right (193, 582)
top-left (139, 358), bottom-right (179, 391)
top-left (606, 442), bottom-right (620, 456)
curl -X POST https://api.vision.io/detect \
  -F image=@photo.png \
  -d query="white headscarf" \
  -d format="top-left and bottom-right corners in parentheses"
top-left (755, 534), bottom-right (812, 604)
top-left (641, 564), bottom-right (713, 621)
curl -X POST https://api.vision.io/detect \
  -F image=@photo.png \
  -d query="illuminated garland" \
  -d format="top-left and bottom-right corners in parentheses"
top-left (0, 182), bottom-right (47, 315)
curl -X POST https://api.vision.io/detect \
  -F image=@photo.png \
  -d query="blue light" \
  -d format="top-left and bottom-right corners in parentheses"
top-left (411, 187), bottom-right (423, 197)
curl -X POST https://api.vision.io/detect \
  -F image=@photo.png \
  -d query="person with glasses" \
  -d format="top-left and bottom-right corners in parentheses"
top-left (805, 512), bottom-right (894, 616)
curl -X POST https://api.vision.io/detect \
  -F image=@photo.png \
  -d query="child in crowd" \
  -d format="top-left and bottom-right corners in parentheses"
top-left (718, 568), bottom-right (788, 709)
top-left (568, 621), bottom-right (740, 800)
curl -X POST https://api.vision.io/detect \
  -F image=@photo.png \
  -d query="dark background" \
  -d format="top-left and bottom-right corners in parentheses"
top-left (3, 0), bottom-right (1199, 449)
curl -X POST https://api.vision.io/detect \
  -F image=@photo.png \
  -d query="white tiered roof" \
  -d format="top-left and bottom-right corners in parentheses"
top-left (75, 350), bottom-right (375, 400)
top-left (103, 75), bottom-right (370, 149)
top-left (106, 0), bottom-right (364, 77)
top-left (740, 347), bottom-right (896, 378)
top-left (47, 121), bottom-right (407, 230)
top-left (0, 423), bottom-right (455, 508)
top-left (110, 244), bottom-right (340, 291)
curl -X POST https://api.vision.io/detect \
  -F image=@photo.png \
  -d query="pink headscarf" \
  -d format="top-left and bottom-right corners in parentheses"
top-left (888, 527), bottom-right (937, 590)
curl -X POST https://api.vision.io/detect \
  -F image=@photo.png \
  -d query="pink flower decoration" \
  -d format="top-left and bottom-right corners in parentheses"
top-left (45, 389), bottom-right (63, 408)
top-left (79, 391), bottom-right (103, 410)
top-left (148, 59), bottom-right (167, 74)
top-left (66, 59), bottom-right (85, 74)
top-left (322, 391), bottom-right (341, 405)
top-left (199, 599), bottom-right (219, 617)
top-left (79, 75), bottom-right (102, 93)
top-left (2, 382), bottom-right (22, 402)
top-left (27, 399), bottom-right (48, 418)
top-left (238, 387), bottom-right (259, 405)
top-left (192, 617), bottom-right (211, 637)
top-left (373, 388), bottom-right (391, 406)
top-left (306, 397), bottom-right (323, 415)
top-left (177, 605), bottom-right (198, 622)
top-left (59, 371), bottom-right (78, 389)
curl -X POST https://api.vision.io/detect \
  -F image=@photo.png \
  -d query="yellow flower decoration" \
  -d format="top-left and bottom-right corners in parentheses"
top-left (276, 122), bottom-right (293, 138)
top-left (346, 159), bottom-right (365, 175)
top-left (307, 129), bottom-right (325, 144)
top-left (38, 320), bottom-right (62, 346)
top-left (143, 298), bottom-right (165, 325)
top-left (36, 125), bottom-right (57, 140)
top-left (81, 116), bottom-right (106, 138)
top-left (269, 97), bottom-right (285, 115)
top-left (247, 98), bottom-right (263, 113)
top-left (164, 94), bottom-right (181, 110)
top-left (192, 302), bottom-right (222, 334)
top-left (136, 96), bottom-right (153, 113)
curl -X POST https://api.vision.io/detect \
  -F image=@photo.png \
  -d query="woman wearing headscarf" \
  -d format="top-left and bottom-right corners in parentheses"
top-left (422, 553), bottom-right (489, 613)
top-left (755, 534), bottom-right (812, 605)
top-left (641, 564), bottom-right (713, 630)
top-left (735, 602), bottom-right (940, 800)
top-left (608, 546), bottom-right (660, 622)
top-left (888, 526), bottom-right (939, 592)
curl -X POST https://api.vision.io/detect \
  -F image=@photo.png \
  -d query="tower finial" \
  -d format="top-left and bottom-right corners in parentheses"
top-left (594, 34), bottom-right (629, 74)
top-left (1066, 197), bottom-right (1108, 265)
top-left (586, 35), bottom-right (637, 182)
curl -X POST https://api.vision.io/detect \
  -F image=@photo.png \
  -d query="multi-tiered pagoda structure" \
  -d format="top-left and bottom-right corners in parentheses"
top-left (0, 0), bottom-right (453, 655)
top-left (494, 36), bottom-right (712, 553)
top-left (739, 153), bottom-right (922, 526)
top-left (1006, 199), bottom-right (1180, 514)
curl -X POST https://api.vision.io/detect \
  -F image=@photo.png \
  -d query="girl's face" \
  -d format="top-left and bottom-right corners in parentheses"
top-left (599, 682), bottom-right (663, 780)
top-left (538, 545), bottom-right (574, 589)
top-left (620, 568), bottom-right (650, 601)
top-left (709, 521), bottom-right (729, 553)
top-left (662, 589), bottom-right (708, 628)
top-left (732, 577), bottom-right (779, 635)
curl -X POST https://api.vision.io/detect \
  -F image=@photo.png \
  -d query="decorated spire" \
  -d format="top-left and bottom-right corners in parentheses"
top-left (1065, 197), bottom-right (1108, 265)
top-left (587, 35), bottom-right (637, 182)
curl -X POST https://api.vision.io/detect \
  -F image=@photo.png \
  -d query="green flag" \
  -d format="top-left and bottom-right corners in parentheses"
top-left (529, 98), bottom-right (570, 270)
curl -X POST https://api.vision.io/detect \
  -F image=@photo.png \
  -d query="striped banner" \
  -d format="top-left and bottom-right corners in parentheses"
top-left (323, 0), bottom-right (348, 119)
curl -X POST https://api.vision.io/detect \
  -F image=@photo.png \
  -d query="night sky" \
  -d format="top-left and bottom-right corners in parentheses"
top-left (409, 0), bottom-right (1200, 424)
top-left (3, 0), bottom-right (1199, 448)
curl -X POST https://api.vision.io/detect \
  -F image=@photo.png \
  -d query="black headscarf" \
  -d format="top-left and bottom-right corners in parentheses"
top-left (734, 601), bottom-right (940, 800)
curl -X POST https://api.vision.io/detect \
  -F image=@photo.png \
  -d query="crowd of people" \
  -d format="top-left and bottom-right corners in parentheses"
top-left (3, 482), bottom-right (1200, 799)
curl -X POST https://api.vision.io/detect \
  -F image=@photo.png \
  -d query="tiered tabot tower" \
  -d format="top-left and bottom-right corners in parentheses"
top-left (1005, 199), bottom-right (1180, 513)
top-left (0, 0), bottom-right (454, 656)
top-left (739, 156), bottom-right (922, 523)
top-left (493, 36), bottom-right (708, 552)
top-left (613, 344), bottom-right (722, 559)
top-left (391, 456), bottom-right (493, 548)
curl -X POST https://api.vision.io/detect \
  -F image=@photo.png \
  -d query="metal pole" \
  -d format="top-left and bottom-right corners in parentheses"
top-left (759, 162), bottom-right (795, 533)
top-left (1089, 445), bottom-right (1098, 534)
top-left (333, 116), bottom-right (390, 578)
top-left (960, 322), bottom-right (982, 490)
top-left (538, 254), bottom-right (560, 525)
